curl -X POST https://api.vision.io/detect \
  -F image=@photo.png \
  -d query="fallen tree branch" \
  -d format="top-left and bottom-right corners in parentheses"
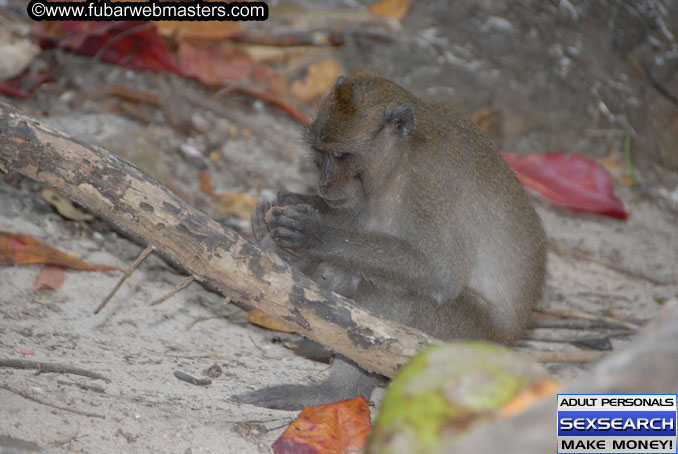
top-left (0, 101), bottom-right (437, 378)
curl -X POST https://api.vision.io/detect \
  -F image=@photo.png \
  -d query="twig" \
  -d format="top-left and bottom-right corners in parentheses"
top-left (85, 84), bottom-right (161, 107)
top-left (43, 429), bottom-right (80, 449)
top-left (215, 86), bottom-right (310, 125)
top-left (529, 319), bottom-right (637, 330)
top-left (534, 308), bottom-right (641, 331)
top-left (0, 358), bottom-right (111, 383)
top-left (529, 351), bottom-right (605, 363)
top-left (173, 370), bottom-right (212, 386)
top-left (584, 129), bottom-right (628, 136)
top-left (181, 88), bottom-right (299, 152)
top-left (93, 23), bottom-right (155, 63)
top-left (95, 245), bottom-right (154, 314)
top-left (164, 353), bottom-right (228, 360)
top-left (117, 428), bottom-right (137, 444)
top-left (150, 275), bottom-right (195, 306)
top-left (57, 379), bottom-right (106, 394)
top-left (623, 135), bottom-right (640, 199)
top-left (548, 241), bottom-right (669, 286)
top-left (530, 320), bottom-right (611, 330)
top-left (0, 384), bottom-right (105, 418)
top-left (186, 315), bottom-right (231, 330)
top-left (247, 333), bottom-right (284, 361)
top-left (522, 330), bottom-right (631, 344)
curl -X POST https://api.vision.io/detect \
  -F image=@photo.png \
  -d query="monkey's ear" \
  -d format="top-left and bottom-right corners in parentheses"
top-left (385, 105), bottom-right (414, 139)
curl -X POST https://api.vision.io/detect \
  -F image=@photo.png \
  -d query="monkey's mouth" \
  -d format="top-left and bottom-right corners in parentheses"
top-left (320, 195), bottom-right (349, 208)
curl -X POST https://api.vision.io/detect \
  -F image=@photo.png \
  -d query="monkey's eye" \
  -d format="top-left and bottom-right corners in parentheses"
top-left (331, 151), bottom-right (347, 160)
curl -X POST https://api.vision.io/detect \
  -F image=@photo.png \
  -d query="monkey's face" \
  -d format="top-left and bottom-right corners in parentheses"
top-left (306, 73), bottom-right (416, 212)
top-left (311, 143), bottom-right (366, 211)
top-left (310, 115), bottom-right (411, 213)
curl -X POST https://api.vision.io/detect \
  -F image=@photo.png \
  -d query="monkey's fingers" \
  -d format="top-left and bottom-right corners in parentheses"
top-left (270, 226), bottom-right (303, 241)
top-left (269, 207), bottom-right (307, 230)
top-left (292, 204), bottom-right (317, 214)
top-left (274, 191), bottom-right (305, 207)
top-left (270, 226), bottom-right (307, 256)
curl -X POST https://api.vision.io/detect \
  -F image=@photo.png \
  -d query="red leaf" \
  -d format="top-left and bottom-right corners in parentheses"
top-left (0, 232), bottom-right (120, 272)
top-left (273, 396), bottom-right (371, 454)
top-left (0, 69), bottom-right (54, 99)
top-left (502, 151), bottom-right (628, 219)
top-left (32, 21), bottom-right (181, 74)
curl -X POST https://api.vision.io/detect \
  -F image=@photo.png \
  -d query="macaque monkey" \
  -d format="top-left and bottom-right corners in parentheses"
top-left (235, 71), bottom-right (546, 410)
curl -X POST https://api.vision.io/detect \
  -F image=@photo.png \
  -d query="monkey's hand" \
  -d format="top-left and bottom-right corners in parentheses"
top-left (273, 191), bottom-right (308, 206)
top-left (273, 191), bottom-right (325, 210)
top-left (251, 200), bottom-right (271, 244)
top-left (268, 204), bottom-right (323, 257)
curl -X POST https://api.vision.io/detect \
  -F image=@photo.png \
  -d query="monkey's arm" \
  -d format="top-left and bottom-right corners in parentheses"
top-left (268, 205), bottom-right (462, 302)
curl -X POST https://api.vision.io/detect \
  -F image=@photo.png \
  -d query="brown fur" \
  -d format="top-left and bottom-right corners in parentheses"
top-left (235, 71), bottom-right (546, 410)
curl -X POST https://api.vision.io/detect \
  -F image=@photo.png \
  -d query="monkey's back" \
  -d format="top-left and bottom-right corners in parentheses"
top-left (406, 102), bottom-right (546, 342)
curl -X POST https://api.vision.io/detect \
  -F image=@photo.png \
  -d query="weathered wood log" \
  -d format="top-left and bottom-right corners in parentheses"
top-left (0, 101), bottom-right (438, 378)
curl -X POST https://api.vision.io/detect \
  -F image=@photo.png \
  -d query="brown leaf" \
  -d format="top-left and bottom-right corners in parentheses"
top-left (498, 378), bottom-right (560, 418)
top-left (247, 309), bottom-right (295, 333)
top-left (368, 0), bottom-right (410, 22)
top-left (197, 172), bottom-right (257, 220)
top-left (33, 265), bottom-right (66, 291)
top-left (178, 40), bottom-right (254, 85)
top-left (292, 59), bottom-right (341, 103)
top-left (0, 232), bottom-right (120, 272)
top-left (273, 396), bottom-right (371, 454)
top-left (155, 20), bottom-right (242, 43)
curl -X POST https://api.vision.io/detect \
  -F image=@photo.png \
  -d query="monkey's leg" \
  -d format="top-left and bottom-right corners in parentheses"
top-left (232, 357), bottom-right (379, 410)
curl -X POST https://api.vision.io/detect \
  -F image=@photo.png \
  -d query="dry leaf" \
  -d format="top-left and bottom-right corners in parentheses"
top-left (273, 396), bottom-right (371, 454)
top-left (31, 22), bottom-right (182, 74)
top-left (178, 40), bottom-right (253, 85)
top-left (499, 378), bottom-right (560, 418)
top-left (155, 20), bottom-right (242, 42)
top-left (197, 171), bottom-right (257, 220)
top-left (247, 309), bottom-right (295, 333)
top-left (292, 59), bottom-right (340, 103)
top-left (241, 44), bottom-right (314, 64)
top-left (42, 188), bottom-right (94, 222)
top-left (600, 150), bottom-right (634, 186)
top-left (368, 0), bottom-right (409, 22)
top-left (33, 265), bottom-right (66, 291)
top-left (0, 232), bottom-right (120, 272)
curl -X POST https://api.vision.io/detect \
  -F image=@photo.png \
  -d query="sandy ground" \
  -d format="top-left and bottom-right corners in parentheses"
top-left (1, 163), bottom-right (675, 453)
top-left (0, 3), bottom-right (676, 448)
